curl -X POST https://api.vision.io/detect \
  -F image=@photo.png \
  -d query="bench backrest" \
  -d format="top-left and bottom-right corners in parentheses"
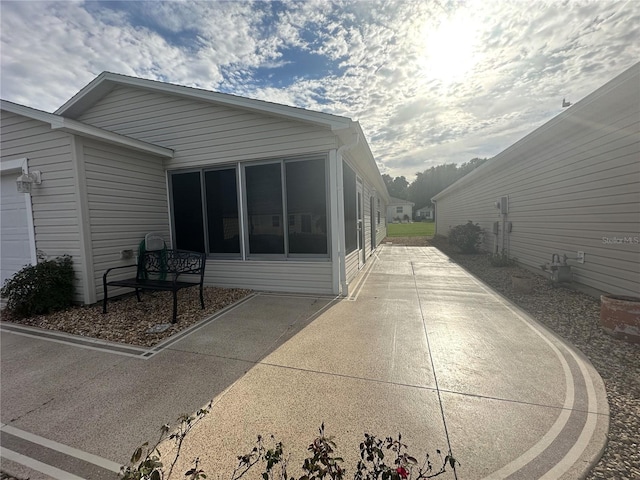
top-left (137, 250), bottom-right (205, 280)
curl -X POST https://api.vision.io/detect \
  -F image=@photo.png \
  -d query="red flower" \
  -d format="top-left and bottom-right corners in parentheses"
top-left (396, 466), bottom-right (409, 479)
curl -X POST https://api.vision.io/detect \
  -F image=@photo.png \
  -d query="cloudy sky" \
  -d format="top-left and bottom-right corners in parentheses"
top-left (1, 0), bottom-right (638, 179)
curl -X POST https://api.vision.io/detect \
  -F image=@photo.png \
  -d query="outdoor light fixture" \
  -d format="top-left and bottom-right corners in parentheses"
top-left (16, 171), bottom-right (42, 194)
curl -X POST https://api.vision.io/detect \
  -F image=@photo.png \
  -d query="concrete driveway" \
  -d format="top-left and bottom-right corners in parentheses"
top-left (0, 245), bottom-right (608, 479)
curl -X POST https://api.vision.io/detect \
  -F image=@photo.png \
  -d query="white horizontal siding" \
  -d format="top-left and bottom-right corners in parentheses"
top-left (82, 139), bottom-right (170, 300)
top-left (77, 86), bottom-right (338, 169)
top-left (435, 64), bottom-right (640, 297)
top-left (345, 250), bottom-right (359, 284)
top-left (203, 260), bottom-right (333, 294)
top-left (0, 110), bottom-right (87, 302)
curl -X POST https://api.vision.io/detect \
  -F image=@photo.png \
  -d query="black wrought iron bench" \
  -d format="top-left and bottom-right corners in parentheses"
top-left (102, 250), bottom-right (206, 323)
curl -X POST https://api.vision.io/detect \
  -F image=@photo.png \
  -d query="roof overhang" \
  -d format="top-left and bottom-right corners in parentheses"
top-left (1, 100), bottom-right (174, 158)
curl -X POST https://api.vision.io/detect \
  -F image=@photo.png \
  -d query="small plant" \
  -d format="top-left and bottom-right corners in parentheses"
top-left (448, 221), bottom-right (483, 254)
top-left (489, 250), bottom-right (517, 267)
top-left (403, 214), bottom-right (411, 223)
top-left (121, 415), bottom-right (458, 480)
top-left (1, 255), bottom-right (75, 317)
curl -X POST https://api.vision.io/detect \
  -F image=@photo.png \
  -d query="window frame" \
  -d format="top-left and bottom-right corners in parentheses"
top-left (169, 154), bottom-right (330, 262)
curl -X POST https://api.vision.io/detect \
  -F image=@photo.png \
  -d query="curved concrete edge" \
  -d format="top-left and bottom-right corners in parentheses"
top-left (453, 257), bottom-right (610, 479)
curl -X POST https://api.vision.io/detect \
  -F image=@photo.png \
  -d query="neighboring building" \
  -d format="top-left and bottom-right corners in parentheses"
top-left (415, 206), bottom-right (434, 221)
top-left (0, 72), bottom-right (390, 302)
top-left (432, 62), bottom-right (640, 297)
top-left (387, 197), bottom-right (414, 223)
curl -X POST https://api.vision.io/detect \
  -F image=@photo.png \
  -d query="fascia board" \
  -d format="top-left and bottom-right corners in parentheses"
top-left (52, 118), bottom-right (174, 158)
top-left (2, 100), bottom-right (173, 158)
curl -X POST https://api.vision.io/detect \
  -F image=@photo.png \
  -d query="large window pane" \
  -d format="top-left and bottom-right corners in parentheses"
top-left (245, 163), bottom-right (284, 254)
top-left (286, 159), bottom-right (327, 254)
top-left (205, 169), bottom-right (240, 254)
top-left (171, 172), bottom-right (205, 252)
top-left (343, 163), bottom-right (357, 254)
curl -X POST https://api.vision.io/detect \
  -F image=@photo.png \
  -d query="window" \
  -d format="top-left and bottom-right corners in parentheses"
top-left (343, 163), bottom-right (357, 254)
top-left (245, 163), bottom-right (284, 254)
top-left (377, 198), bottom-right (381, 225)
top-left (169, 155), bottom-right (329, 259)
top-left (396, 206), bottom-right (403, 214)
top-left (205, 168), bottom-right (240, 254)
top-left (286, 158), bottom-right (327, 254)
top-left (171, 172), bottom-right (205, 252)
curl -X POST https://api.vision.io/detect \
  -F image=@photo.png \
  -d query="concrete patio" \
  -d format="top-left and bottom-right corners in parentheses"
top-left (0, 245), bottom-right (609, 479)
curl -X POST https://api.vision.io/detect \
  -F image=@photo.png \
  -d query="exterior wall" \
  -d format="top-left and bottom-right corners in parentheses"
top-left (82, 138), bottom-right (170, 300)
top-left (433, 64), bottom-right (640, 297)
top-left (76, 86), bottom-right (339, 295)
top-left (375, 200), bottom-right (388, 247)
top-left (387, 203), bottom-right (413, 223)
top-left (416, 208), bottom-right (434, 220)
top-left (204, 260), bottom-right (333, 294)
top-left (76, 85), bottom-right (338, 168)
top-left (0, 111), bottom-right (87, 302)
top-left (342, 153), bottom-right (387, 285)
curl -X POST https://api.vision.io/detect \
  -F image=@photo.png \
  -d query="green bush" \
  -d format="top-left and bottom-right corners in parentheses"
top-left (1, 255), bottom-right (75, 317)
top-left (448, 221), bottom-right (483, 253)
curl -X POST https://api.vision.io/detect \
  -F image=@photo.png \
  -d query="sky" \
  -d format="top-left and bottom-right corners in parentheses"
top-left (1, 0), bottom-right (638, 180)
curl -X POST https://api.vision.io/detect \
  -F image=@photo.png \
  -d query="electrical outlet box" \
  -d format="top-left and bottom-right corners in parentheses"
top-left (577, 251), bottom-right (585, 264)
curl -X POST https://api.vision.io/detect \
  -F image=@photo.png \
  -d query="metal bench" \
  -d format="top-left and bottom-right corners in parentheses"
top-left (102, 249), bottom-right (206, 323)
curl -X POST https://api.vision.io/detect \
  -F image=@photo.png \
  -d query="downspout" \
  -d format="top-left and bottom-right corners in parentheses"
top-left (336, 131), bottom-right (360, 296)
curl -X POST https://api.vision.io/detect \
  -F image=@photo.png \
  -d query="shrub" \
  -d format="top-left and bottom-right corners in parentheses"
top-left (448, 221), bottom-right (483, 253)
top-left (489, 250), bottom-right (517, 267)
top-left (1, 255), bottom-right (75, 317)
top-left (121, 410), bottom-right (457, 480)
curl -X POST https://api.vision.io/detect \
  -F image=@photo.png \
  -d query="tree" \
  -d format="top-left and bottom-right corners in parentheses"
top-left (407, 158), bottom-right (487, 210)
top-left (383, 174), bottom-right (409, 199)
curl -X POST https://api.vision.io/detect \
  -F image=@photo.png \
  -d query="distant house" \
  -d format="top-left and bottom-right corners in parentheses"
top-left (0, 72), bottom-right (391, 302)
top-left (387, 197), bottom-right (414, 223)
top-left (432, 62), bottom-right (639, 297)
top-left (415, 206), bottom-right (434, 221)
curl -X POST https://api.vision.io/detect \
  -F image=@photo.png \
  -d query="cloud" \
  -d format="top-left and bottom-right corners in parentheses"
top-left (1, 0), bottom-right (638, 180)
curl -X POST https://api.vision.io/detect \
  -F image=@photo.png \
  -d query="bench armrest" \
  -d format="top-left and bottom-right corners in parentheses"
top-left (103, 264), bottom-right (138, 284)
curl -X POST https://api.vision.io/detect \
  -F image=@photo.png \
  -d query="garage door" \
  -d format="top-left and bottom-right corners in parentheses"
top-left (1, 172), bottom-right (33, 285)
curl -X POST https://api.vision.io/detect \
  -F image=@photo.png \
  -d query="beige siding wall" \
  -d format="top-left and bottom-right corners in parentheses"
top-left (434, 64), bottom-right (640, 296)
top-left (77, 86), bottom-right (338, 169)
top-left (0, 111), bottom-right (88, 302)
top-left (204, 260), bottom-right (333, 294)
top-left (82, 139), bottom-right (170, 299)
top-left (76, 87), bottom-right (340, 295)
top-left (343, 153), bottom-right (385, 285)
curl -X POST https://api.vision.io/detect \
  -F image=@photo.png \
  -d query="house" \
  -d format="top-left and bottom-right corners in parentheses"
top-left (0, 72), bottom-right (390, 304)
top-left (386, 197), bottom-right (414, 223)
top-left (415, 205), bottom-right (434, 221)
top-left (432, 62), bottom-right (640, 297)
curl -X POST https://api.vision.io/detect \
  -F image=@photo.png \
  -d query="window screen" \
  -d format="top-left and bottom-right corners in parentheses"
top-left (286, 158), bottom-right (327, 254)
top-left (205, 168), bottom-right (240, 254)
top-left (171, 172), bottom-right (205, 252)
top-left (245, 163), bottom-right (284, 254)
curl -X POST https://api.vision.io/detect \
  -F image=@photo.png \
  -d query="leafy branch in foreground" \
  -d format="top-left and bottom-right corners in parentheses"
top-left (120, 415), bottom-right (458, 480)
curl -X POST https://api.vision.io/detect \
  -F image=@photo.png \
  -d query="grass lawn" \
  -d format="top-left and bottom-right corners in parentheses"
top-left (386, 222), bottom-right (435, 237)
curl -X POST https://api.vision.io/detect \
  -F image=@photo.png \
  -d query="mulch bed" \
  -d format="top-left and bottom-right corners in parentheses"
top-left (1, 287), bottom-right (251, 347)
